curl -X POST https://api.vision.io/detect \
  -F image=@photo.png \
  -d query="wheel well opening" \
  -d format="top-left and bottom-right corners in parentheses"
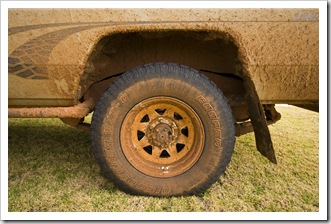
top-left (81, 30), bottom-right (248, 120)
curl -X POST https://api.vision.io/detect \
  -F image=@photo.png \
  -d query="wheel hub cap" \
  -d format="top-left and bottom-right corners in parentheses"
top-left (147, 118), bottom-right (178, 148)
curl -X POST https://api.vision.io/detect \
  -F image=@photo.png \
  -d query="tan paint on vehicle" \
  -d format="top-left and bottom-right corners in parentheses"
top-left (8, 8), bottom-right (318, 107)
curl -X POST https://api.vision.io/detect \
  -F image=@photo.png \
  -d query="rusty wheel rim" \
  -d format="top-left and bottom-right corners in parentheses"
top-left (120, 97), bottom-right (205, 178)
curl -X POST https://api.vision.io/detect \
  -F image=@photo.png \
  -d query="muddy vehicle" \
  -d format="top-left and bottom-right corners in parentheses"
top-left (8, 8), bottom-right (319, 196)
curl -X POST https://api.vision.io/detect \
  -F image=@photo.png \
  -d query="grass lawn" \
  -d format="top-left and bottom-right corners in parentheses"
top-left (7, 105), bottom-right (319, 213)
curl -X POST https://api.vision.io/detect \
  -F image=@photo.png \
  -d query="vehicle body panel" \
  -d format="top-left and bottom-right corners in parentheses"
top-left (8, 8), bottom-right (319, 107)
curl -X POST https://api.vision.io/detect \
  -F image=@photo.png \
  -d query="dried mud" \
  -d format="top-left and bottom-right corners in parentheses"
top-left (8, 9), bottom-right (319, 107)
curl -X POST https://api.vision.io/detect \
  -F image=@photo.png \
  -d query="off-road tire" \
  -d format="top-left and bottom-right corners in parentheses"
top-left (91, 63), bottom-right (235, 196)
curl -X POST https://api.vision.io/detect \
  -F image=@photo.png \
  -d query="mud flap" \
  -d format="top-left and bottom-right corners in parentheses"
top-left (242, 76), bottom-right (277, 164)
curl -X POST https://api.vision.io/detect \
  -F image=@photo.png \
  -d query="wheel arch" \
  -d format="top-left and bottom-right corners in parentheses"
top-left (79, 26), bottom-right (277, 164)
top-left (79, 27), bottom-right (250, 105)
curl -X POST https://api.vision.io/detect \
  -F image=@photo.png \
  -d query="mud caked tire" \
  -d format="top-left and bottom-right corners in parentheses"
top-left (91, 63), bottom-right (235, 196)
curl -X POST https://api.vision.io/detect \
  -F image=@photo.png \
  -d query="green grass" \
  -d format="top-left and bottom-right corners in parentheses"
top-left (8, 105), bottom-right (319, 212)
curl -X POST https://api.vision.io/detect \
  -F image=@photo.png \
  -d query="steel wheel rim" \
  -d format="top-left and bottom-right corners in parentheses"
top-left (120, 96), bottom-right (205, 178)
